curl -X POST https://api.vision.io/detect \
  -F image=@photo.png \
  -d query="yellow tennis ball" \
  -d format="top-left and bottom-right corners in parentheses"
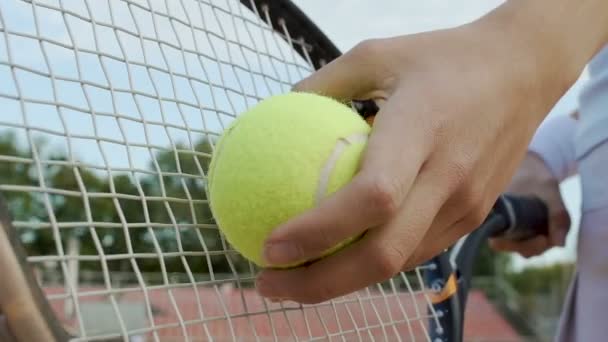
top-left (207, 92), bottom-right (371, 268)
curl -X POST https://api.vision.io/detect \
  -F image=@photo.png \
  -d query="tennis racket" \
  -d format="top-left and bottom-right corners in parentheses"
top-left (0, 0), bottom-right (548, 341)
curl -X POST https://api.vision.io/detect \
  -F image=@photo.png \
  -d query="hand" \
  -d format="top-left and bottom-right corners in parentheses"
top-left (489, 153), bottom-right (571, 258)
top-left (254, 4), bottom-right (596, 304)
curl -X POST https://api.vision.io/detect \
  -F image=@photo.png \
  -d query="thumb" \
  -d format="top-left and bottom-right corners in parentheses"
top-left (293, 40), bottom-right (391, 101)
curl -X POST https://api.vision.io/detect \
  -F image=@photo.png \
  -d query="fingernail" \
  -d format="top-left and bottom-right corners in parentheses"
top-left (263, 241), bottom-right (299, 264)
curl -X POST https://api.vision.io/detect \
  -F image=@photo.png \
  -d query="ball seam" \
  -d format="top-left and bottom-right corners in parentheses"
top-left (315, 133), bottom-right (368, 204)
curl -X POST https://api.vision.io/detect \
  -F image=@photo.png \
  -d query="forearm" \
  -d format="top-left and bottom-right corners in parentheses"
top-left (493, 0), bottom-right (608, 81)
top-left (467, 0), bottom-right (608, 121)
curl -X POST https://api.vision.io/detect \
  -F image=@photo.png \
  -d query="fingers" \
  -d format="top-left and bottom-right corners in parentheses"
top-left (551, 225), bottom-right (568, 247)
top-left (261, 173), bottom-right (403, 265)
top-left (293, 40), bottom-right (395, 101)
top-left (489, 184), bottom-right (571, 256)
top-left (489, 235), bottom-right (550, 258)
top-left (257, 233), bottom-right (396, 304)
top-left (487, 210), bottom-right (569, 258)
top-left (257, 173), bottom-right (444, 304)
top-left (262, 94), bottom-right (432, 266)
top-left (549, 209), bottom-right (571, 246)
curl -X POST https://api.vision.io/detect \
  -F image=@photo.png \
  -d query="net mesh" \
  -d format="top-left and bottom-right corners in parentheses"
top-left (0, 0), bottom-right (439, 340)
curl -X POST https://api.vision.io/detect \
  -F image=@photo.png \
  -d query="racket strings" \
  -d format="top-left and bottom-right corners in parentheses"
top-left (0, 0), bottom-right (439, 340)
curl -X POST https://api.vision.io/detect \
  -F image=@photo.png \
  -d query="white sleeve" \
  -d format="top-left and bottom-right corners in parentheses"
top-left (575, 44), bottom-right (608, 160)
top-left (528, 114), bottom-right (578, 181)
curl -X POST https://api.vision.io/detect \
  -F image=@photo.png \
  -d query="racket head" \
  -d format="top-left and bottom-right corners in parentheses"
top-left (240, 0), bottom-right (341, 68)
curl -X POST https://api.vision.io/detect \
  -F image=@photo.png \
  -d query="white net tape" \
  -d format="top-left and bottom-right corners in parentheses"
top-left (0, 0), bottom-right (438, 340)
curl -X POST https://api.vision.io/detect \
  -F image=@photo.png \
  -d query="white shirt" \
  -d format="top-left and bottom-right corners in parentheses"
top-left (555, 44), bottom-right (608, 342)
top-left (576, 45), bottom-right (608, 158)
top-left (575, 44), bottom-right (608, 211)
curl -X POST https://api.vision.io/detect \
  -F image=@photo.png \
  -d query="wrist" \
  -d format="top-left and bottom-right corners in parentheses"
top-left (486, 0), bottom-right (608, 76)
top-left (467, 0), bottom-right (608, 115)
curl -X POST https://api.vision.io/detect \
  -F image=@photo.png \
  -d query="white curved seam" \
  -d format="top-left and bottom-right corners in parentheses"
top-left (316, 133), bottom-right (368, 204)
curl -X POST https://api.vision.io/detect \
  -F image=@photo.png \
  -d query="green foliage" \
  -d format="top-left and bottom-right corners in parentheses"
top-left (472, 242), bottom-right (511, 277)
top-left (0, 132), bottom-right (253, 282)
top-left (505, 262), bottom-right (574, 295)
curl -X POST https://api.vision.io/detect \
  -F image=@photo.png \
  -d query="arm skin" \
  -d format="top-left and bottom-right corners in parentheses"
top-left (471, 0), bottom-right (608, 126)
top-left (487, 0), bottom-right (608, 87)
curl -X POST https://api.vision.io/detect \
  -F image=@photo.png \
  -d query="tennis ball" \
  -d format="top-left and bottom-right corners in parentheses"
top-left (207, 92), bottom-right (371, 268)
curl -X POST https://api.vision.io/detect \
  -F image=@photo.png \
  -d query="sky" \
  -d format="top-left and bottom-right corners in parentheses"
top-left (0, 0), bottom-right (310, 170)
top-left (293, 0), bottom-right (588, 269)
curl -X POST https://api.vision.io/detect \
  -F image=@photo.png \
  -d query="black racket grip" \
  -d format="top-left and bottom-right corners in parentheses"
top-left (489, 194), bottom-right (550, 241)
top-left (352, 99), bottom-right (379, 119)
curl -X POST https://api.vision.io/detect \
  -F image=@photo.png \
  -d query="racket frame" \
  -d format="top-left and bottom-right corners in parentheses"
top-left (0, 195), bottom-right (70, 342)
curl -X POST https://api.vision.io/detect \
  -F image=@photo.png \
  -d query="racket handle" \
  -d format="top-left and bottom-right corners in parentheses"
top-left (489, 194), bottom-right (550, 241)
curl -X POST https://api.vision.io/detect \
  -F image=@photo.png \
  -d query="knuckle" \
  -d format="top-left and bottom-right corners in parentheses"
top-left (446, 159), bottom-right (471, 189)
top-left (362, 176), bottom-right (401, 220)
top-left (346, 38), bottom-right (398, 91)
top-left (553, 209), bottom-right (571, 228)
top-left (292, 79), bottom-right (307, 91)
top-left (454, 185), bottom-right (488, 229)
top-left (459, 182), bottom-right (484, 212)
top-left (443, 149), bottom-right (477, 188)
top-left (467, 204), bottom-right (489, 228)
top-left (350, 39), bottom-right (384, 59)
top-left (520, 250), bottom-right (537, 258)
top-left (428, 117), bottom-right (449, 142)
top-left (375, 245), bottom-right (406, 279)
top-left (402, 254), bottom-right (424, 272)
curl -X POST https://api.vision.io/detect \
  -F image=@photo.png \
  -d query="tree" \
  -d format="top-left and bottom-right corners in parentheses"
top-left (1, 132), bottom-right (253, 284)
